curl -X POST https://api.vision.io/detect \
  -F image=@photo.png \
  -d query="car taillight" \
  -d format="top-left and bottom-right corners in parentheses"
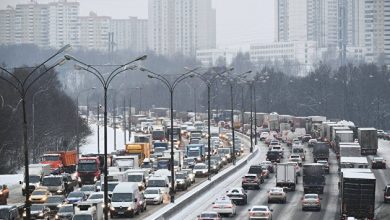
top-left (264, 212), bottom-right (270, 216)
top-left (225, 204), bottom-right (233, 208)
top-left (316, 199), bottom-right (320, 204)
top-left (212, 205), bottom-right (219, 208)
top-left (249, 212), bottom-right (255, 216)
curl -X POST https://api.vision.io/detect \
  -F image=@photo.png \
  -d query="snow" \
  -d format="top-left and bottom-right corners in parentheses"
top-left (337, 120), bottom-right (355, 126)
top-left (81, 123), bottom-right (134, 154)
top-left (0, 174), bottom-right (23, 186)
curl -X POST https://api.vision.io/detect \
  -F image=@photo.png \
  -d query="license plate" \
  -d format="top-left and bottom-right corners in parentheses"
top-left (118, 211), bottom-right (124, 214)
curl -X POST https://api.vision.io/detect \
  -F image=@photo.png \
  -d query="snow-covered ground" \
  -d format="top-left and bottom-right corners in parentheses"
top-left (81, 123), bottom-right (133, 154)
top-left (0, 174), bottom-right (23, 186)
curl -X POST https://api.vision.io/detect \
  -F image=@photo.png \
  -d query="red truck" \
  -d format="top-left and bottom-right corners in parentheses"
top-left (40, 151), bottom-right (77, 174)
top-left (76, 157), bottom-right (101, 187)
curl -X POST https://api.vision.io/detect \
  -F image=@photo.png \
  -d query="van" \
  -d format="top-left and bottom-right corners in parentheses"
top-left (0, 205), bottom-right (20, 220)
top-left (147, 176), bottom-right (170, 194)
top-left (110, 182), bottom-right (141, 218)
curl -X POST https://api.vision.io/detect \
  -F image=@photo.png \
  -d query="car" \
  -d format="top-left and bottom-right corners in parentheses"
top-left (261, 166), bottom-right (270, 179)
top-left (308, 139), bottom-right (317, 147)
top-left (267, 187), bottom-right (287, 203)
top-left (0, 205), bottom-right (21, 220)
top-left (260, 161), bottom-right (274, 173)
top-left (378, 130), bottom-right (385, 139)
top-left (287, 161), bottom-right (301, 176)
top-left (65, 191), bottom-right (87, 204)
top-left (209, 159), bottom-right (220, 174)
top-left (86, 192), bottom-right (104, 203)
top-left (248, 165), bottom-right (265, 183)
top-left (182, 169), bottom-right (195, 184)
top-left (197, 211), bottom-right (222, 220)
top-left (302, 134), bottom-right (312, 143)
top-left (301, 193), bottom-right (321, 211)
top-left (183, 158), bottom-right (196, 169)
top-left (211, 196), bottom-right (236, 217)
top-left (248, 205), bottom-right (273, 220)
top-left (372, 157), bottom-right (386, 169)
top-left (260, 132), bottom-right (270, 141)
top-left (384, 184), bottom-right (390, 203)
top-left (210, 155), bottom-right (223, 168)
top-left (288, 154), bottom-right (302, 166)
top-left (144, 188), bottom-right (163, 205)
top-left (44, 195), bottom-right (65, 214)
top-left (226, 187), bottom-right (247, 205)
top-left (270, 146), bottom-right (284, 158)
top-left (55, 204), bottom-right (74, 220)
top-left (316, 160), bottom-right (330, 174)
top-left (61, 173), bottom-right (76, 193)
top-left (25, 204), bottom-right (50, 219)
top-left (78, 185), bottom-right (97, 197)
top-left (193, 163), bottom-right (209, 177)
top-left (175, 172), bottom-right (190, 191)
top-left (266, 151), bottom-right (281, 163)
top-left (242, 174), bottom-right (261, 190)
top-left (29, 188), bottom-right (51, 204)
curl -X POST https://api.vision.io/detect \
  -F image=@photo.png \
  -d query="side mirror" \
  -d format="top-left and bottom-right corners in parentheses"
top-left (211, 202), bottom-right (215, 204)
top-left (134, 198), bottom-right (138, 202)
top-left (166, 184), bottom-right (169, 187)
top-left (248, 209), bottom-right (251, 211)
top-left (320, 197), bottom-right (323, 200)
top-left (19, 181), bottom-right (22, 185)
top-left (270, 208), bottom-right (273, 212)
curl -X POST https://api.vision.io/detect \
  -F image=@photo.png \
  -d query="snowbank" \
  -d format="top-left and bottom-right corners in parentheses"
top-left (0, 174), bottom-right (23, 186)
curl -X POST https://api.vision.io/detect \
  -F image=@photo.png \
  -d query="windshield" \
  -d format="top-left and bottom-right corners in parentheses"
top-left (187, 150), bottom-right (200, 157)
top-left (218, 149), bottom-right (230, 154)
top-left (31, 204), bottom-right (44, 211)
top-left (305, 195), bottom-right (318, 199)
top-left (252, 207), bottom-right (267, 211)
top-left (154, 147), bottom-right (166, 153)
top-left (88, 194), bottom-right (103, 200)
top-left (0, 209), bottom-right (10, 219)
top-left (200, 213), bottom-right (218, 218)
top-left (68, 192), bottom-right (84, 198)
top-left (148, 180), bottom-right (166, 187)
top-left (152, 131), bottom-right (165, 140)
top-left (293, 148), bottom-right (303, 153)
top-left (80, 186), bottom-right (95, 192)
top-left (145, 189), bottom-right (159, 194)
top-left (157, 160), bottom-right (169, 169)
top-left (29, 175), bottom-right (41, 183)
top-left (102, 183), bottom-right (119, 191)
top-left (42, 155), bottom-right (59, 161)
top-left (112, 193), bottom-right (133, 202)
top-left (176, 174), bottom-right (186, 179)
top-left (72, 215), bottom-right (93, 220)
top-left (194, 164), bottom-right (206, 169)
top-left (128, 175), bottom-right (143, 182)
top-left (78, 163), bottom-right (97, 172)
top-left (142, 163), bottom-right (152, 168)
top-left (58, 205), bottom-right (73, 213)
top-left (47, 196), bottom-right (63, 203)
top-left (42, 177), bottom-right (62, 186)
top-left (271, 188), bottom-right (282, 192)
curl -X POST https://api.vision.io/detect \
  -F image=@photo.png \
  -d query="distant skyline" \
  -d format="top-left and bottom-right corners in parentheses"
top-left (0, 0), bottom-right (275, 49)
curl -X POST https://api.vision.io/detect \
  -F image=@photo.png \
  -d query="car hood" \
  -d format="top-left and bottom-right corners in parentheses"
top-left (111, 202), bottom-right (133, 207)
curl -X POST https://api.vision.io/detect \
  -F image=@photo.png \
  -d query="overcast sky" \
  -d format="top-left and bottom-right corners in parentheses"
top-left (0, 0), bottom-right (275, 48)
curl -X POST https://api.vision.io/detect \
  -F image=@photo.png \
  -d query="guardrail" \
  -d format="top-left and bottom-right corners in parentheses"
top-left (146, 132), bottom-right (258, 220)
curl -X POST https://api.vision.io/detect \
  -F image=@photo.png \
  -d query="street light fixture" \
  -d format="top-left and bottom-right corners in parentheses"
top-left (0, 44), bottom-right (70, 219)
top-left (141, 66), bottom-right (199, 203)
top-left (216, 69), bottom-right (251, 165)
top-left (65, 54), bottom-right (146, 220)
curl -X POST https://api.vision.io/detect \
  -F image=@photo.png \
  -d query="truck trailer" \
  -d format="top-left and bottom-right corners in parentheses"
top-left (357, 128), bottom-right (378, 155)
top-left (276, 163), bottom-right (297, 191)
top-left (303, 163), bottom-right (325, 194)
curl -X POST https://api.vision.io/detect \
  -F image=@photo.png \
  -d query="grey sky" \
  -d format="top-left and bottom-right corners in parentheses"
top-left (0, 0), bottom-right (275, 48)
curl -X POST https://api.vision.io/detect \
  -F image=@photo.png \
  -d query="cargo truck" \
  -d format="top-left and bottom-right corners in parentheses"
top-left (276, 163), bottom-right (297, 191)
top-left (340, 171), bottom-right (375, 220)
top-left (313, 142), bottom-right (329, 162)
top-left (77, 157), bottom-right (101, 187)
top-left (125, 143), bottom-right (150, 164)
top-left (334, 130), bottom-right (354, 154)
top-left (186, 144), bottom-right (205, 162)
top-left (303, 163), bottom-right (325, 194)
top-left (357, 128), bottom-right (378, 155)
top-left (40, 151), bottom-right (77, 173)
top-left (20, 164), bottom-right (51, 195)
top-left (339, 157), bottom-right (369, 169)
top-left (339, 143), bottom-right (361, 158)
top-left (112, 155), bottom-right (139, 171)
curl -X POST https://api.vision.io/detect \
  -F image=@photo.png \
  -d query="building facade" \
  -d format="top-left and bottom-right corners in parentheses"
top-left (148, 0), bottom-right (216, 57)
top-left (196, 48), bottom-right (239, 67)
top-left (110, 17), bottom-right (148, 52)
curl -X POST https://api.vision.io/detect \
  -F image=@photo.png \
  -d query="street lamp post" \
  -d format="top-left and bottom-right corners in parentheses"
top-left (216, 70), bottom-right (251, 165)
top-left (64, 54), bottom-right (146, 220)
top-left (0, 44), bottom-right (70, 219)
top-left (141, 66), bottom-right (199, 202)
top-left (32, 88), bottom-right (50, 162)
top-left (188, 67), bottom-right (233, 179)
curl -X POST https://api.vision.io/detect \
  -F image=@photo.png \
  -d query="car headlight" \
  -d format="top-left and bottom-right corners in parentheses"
top-left (55, 215), bottom-right (59, 219)
top-left (110, 206), bottom-right (115, 211)
top-left (197, 157), bottom-right (201, 161)
top-left (202, 170), bottom-right (207, 173)
top-left (57, 190), bottom-right (62, 193)
top-left (154, 196), bottom-right (160, 201)
top-left (226, 154), bottom-right (231, 159)
top-left (57, 204), bottom-right (62, 208)
top-left (127, 207), bottom-right (133, 211)
top-left (39, 213), bottom-right (44, 216)
top-left (213, 166), bottom-right (217, 169)
top-left (78, 177), bottom-right (81, 182)
top-left (138, 183), bottom-right (143, 187)
top-left (222, 157), bottom-right (226, 161)
top-left (94, 176), bottom-right (98, 182)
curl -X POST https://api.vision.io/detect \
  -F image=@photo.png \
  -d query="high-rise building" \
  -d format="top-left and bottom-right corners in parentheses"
top-left (79, 12), bottom-right (111, 51)
top-left (363, 0), bottom-right (390, 64)
top-left (148, 0), bottom-right (216, 57)
top-left (48, 0), bottom-right (80, 48)
top-left (0, 6), bottom-right (15, 45)
top-left (110, 17), bottom-right (148, 52)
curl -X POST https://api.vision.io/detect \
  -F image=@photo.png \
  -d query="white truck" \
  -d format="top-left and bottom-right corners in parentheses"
top-left (20, 164), bottom-right (51, 195)
top-left (163, 149), bottom-right (184, 171)
top-left (112, 155), bottom-right (139, 171)
top-left (339, 143), bottom-right (361, 157)
top-left (339, 157), bottom-right (369, 170)
top-left (276, 163), bottom-right (297, 191)
top-left (358, 128), bottom-right (378, 155)
top-left (74, 201), bottom-right (103, 220)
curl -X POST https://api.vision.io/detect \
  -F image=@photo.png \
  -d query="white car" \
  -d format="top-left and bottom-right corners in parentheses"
top-left (248, 205), bottom-right (273, 220)
top-left (260, 132), bottom-right (269, 141)
top-left (193, 163), bottom-right (209, 177)
top-left (301, 193), bottom-right (321, 211)
top-left (289, 154), bottom-right (302, 166)
top-left (211, 196), bottom-right (236, 217)
top-left (144, 188), bottom-right (163, 205)
top-left (268, 187), bottom-right (287, 203)
top-left (86, 192), bottom-right (104, 203)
